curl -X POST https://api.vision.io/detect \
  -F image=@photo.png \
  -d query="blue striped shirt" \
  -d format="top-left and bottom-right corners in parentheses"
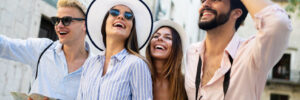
top-left (77, 49), bottom-right (153, 100)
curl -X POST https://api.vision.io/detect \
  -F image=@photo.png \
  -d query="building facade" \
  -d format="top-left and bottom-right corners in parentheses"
top-left (0, 0), bottom-right (57, 99)
top-left (0, 0), bottom-right (299, 100)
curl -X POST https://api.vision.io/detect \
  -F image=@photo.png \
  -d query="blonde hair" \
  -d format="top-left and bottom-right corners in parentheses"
top-left (57, 0), bottom-right (86, 16)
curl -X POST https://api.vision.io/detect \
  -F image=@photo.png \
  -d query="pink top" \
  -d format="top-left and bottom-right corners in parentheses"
top-left (185, 5), bottom-right (292, 100)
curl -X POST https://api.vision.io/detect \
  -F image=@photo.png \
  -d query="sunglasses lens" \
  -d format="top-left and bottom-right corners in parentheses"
top-left (109, 9), bottom-right (119, 16)
top-left (124, 12), bottom-right (133, 20)
top-left (51, 17), bottom-right (59, 25)
top-left (109, 9), bottom-right (133, 20)
top-left (62, 16), bottom-right (72, 26)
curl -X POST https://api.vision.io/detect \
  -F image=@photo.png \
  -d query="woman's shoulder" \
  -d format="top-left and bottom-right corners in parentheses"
top-left (125, 54), bottom-right (147, 65)
top-left (82, 55), bottom-right (103, 71)
top-left (125, 54), bottom-right (151, 77)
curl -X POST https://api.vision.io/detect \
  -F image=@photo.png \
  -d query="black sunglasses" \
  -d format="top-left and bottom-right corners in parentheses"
top-left (109, 9), bottom-right (134, 20)
top-left (51, 16), bottom-right (85, 26)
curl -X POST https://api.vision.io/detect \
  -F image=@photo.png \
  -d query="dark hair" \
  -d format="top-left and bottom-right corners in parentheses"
top-left (146, 26), bottom-right (187, 100)
top-left (101, 12), bottom-right (139, 53)
top-left (101, 9), bottom-right (151, 72)
top-left (230, 0), bottom-right (248, 30)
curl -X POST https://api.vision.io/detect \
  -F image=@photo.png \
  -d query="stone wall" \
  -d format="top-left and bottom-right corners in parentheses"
top-left (0, 0), bottom-right (56, 99)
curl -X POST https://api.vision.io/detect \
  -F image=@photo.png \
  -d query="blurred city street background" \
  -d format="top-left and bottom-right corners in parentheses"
top-left (0, 0), bottom-right (299, 99)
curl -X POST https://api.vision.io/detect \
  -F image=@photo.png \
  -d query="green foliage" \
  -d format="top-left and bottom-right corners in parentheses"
top-left (286, 4), bottom-right (295, 12)
top-left (298, 5), bottom-right (300, 16)
top-left (286, 0), bottom-right (300, 17)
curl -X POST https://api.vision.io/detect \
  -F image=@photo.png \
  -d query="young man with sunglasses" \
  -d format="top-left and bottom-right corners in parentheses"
top-left (185, 0), bottom-right (292, 100)
top-left (0, 0), bottom-right (91, 99)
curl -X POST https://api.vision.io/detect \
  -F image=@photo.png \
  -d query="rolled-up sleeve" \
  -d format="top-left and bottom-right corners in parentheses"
top-left (249, 4), bottom-right (292, 72)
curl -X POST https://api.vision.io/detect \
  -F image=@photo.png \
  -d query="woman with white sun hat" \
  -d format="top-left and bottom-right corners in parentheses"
top-left (77, 0), bottom-right (153, 99)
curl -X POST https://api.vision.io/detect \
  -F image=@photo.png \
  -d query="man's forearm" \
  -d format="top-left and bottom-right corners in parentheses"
top-left (241, 0), bottom-right (273, 18)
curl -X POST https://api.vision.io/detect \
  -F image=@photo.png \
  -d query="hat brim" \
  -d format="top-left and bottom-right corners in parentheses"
top-left (152, 20), bottom-right (188, 53)
top-left (86, 0), bottom-right (153, 51)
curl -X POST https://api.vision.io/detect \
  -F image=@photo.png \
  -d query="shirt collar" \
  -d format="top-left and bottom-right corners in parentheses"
top-left (198, 33), bottom-right (242, 59)
top-left (98, 49), bottom-right (129, 62)
top-left (55, 41), bottom-right (63, 53)
top-left (224, 34), bottom-right (242, 59)
top-left (55, 41), bottom-right (92, 56)
top-left (113, 49), bottom-right (128, 61)
top-left (193, 42), bottom-right (205, 55)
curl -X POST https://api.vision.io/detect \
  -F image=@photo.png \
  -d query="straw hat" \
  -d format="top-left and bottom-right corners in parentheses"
top-left (86, 0), bottom-right (153, 51)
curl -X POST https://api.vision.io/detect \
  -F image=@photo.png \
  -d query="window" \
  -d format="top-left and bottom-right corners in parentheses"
top-left (272, 54), bottom-right (291, 80)
top-left (270, 94), bottom-right (289, 100)
top-left (38, 16), bottom-right (58, 41)
top-left (155, 0), bottom-right (171, 21)
top-left (43, 0), bottom-right (57, 8)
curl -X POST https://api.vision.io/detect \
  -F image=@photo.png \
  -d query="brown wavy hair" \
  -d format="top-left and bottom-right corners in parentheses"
top-left (146, 26), bottom-right (187, 100)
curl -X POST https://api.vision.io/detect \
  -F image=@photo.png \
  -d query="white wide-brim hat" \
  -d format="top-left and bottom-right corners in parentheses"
top-left (86, 0), bottom-right (153, 51)
top-left (152, 20), bottom-right (188, 53)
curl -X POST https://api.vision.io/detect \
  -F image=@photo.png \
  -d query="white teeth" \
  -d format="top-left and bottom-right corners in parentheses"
top-left (203, 12), bottom-right (213, 15)
top-left (155, 45), bottom-right (165, 50)
top-left (114, 23), bottom-right (124, 28)
top-left (59, 31), bottom-right (67, 35)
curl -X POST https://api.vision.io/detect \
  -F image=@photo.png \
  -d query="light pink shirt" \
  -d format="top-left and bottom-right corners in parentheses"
top-left (185, 5), bottom-right (292, 100)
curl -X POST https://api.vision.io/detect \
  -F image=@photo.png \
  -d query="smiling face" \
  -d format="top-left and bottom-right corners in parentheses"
top-left (198, 0), bottom-right (231, 30)
top-left (146, 25), bottom-right (183, 82)
top-left (105, 5), bottom-right (134, 42)
top-left (55, 7), bottom-right (86, 45)
top-left (150, 27), bottom-right (173, 60)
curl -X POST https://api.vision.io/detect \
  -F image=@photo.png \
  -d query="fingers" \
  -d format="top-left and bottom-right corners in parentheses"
top-left (27, 96), bottom-right (49, 100)
top-left (27, 97), bottom-right (33, 100)
top-left (43, 97), bottom-right (49, 100)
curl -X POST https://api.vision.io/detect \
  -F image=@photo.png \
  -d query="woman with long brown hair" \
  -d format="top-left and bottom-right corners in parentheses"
top-left (146, 20), bottom-right (188, 100)
top-left (77, 0), bottom-right (153, 99)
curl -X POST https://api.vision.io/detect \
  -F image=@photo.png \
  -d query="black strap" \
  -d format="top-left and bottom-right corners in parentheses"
top-left (195, 57), bottom-right (202, 100)
top-left (35, 42), bottom-right (54, 80)
top-left (223, 55), bottom-right (233, 97)
top-left (28, 42), bottom-right (54, 93)
top-left (195, 55), bottom-right (233, 100)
